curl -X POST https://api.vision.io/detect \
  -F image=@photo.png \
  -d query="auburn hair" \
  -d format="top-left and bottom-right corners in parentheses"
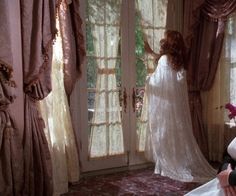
top-left (157, 30), bottom-right (187, 71)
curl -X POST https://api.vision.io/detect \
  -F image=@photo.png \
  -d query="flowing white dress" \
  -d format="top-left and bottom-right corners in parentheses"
top-left (145, 55), bottom-right (216, 182)
top-left (185, 137), bottom-right (236, 196)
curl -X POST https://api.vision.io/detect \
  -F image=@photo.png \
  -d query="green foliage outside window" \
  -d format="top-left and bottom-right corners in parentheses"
top-left (135, 11), bottom-right (146, 87)
top-left (86, 9), bottom-right (147, 89)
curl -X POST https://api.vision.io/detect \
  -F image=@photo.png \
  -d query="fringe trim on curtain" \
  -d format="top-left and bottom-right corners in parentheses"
top-left (24, 30), bottom-right (57, 95)
top-left (0, 62), bottom-right (16, 87)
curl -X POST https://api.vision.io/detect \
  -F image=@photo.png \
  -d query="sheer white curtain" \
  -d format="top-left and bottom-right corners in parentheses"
top-left (39, 21), bottom-right (79, 195)
top-left (202, 14), bottom-right (236, 161)
top-left (88, 0), bottom-right (124, 158)
top-left (136, 0), bottom-right (168, 151)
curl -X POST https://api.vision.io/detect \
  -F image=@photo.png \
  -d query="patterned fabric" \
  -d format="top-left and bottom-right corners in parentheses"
top-left (63, 167), bottom-right (201, 196)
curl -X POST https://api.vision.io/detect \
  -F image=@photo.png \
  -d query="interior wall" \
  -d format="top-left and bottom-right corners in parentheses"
top-left (8, 0), bottom-right (24, 138)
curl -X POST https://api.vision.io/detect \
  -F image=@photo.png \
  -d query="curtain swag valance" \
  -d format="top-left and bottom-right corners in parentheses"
top-left (202, 0), bottom-right (236, 20)
top-left (97, 68), bottom-right (116, 75)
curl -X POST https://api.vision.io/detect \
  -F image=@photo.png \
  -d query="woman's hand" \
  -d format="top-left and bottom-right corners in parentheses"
top-left (217, 164), bottom-right (236, 196)
top-left (223, 186), bottom-right (236, 196)
top-left (144, 41), bottom-right (153, 54)
top-left (144, 41), bottom-right (159, 58)
top-left (217, 164), bottom-right (232, 188)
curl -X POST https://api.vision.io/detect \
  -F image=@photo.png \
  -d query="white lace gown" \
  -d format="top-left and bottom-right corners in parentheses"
top-left (185, 137), bottom-right (236, 195)
top-left (145, 55), bottom-right (216, 182)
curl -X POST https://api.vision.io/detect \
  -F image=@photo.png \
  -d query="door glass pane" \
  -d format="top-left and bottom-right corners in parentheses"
top-left (135, 0), bottom-right (168, 152)
top-left (135, 9), bottom-right (147, 152)
top-left (86, 0), bottom-right (124, 158)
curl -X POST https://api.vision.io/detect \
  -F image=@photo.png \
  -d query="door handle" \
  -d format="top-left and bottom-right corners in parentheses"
top-left (132, 87), bottom-right (136, 113)
top-left (123, 87), bottom-right (127, 113)
top-left (119, 88), bottom-right (127, 113)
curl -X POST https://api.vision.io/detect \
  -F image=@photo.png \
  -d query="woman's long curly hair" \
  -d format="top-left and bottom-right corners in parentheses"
top-left (157, 30), bottom-right (187, 71)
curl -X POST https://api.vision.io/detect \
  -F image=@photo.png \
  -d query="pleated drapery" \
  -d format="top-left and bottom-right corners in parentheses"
top-left (1, 0), bottom-right (85, 195)
top-left (21, 0), bottom-right (57, 195)
top-left (184, 0), bottom-right (236, 159)
top-left (0, 1), bottom-right (23, 195)
top-left (202, 15), bottom-right (236, 161)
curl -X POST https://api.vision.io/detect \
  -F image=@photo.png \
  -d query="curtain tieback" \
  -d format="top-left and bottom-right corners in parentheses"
top-left (98, 68), bottom-right (116, 75)
top-left (147, 67), bottom-right (154, 74)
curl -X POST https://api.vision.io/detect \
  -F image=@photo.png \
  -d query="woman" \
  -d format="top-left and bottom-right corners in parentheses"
top-left (145, 30), bottom-right (216, 182)
top-left (185, 137), bottom-right (236, 195)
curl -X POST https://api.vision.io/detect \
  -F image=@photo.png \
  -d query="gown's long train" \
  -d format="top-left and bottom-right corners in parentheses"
top-left (145, 55), bottom-right (216, 183)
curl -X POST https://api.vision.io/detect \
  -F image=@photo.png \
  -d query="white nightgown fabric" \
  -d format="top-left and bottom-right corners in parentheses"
top-left (185, 137), bottom-right (236, 196)
top-left (185, 178), bottom-right (224, 196)
top-left (227, 137), bottom-right (236, 160)
top-left (145, 55), bottom-right (216, 183)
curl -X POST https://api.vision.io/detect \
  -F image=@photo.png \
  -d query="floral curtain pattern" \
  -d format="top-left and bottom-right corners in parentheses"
top-left (136, 0), bottom-right (168, 151)
top-left (87, 0), bottom-right (124, 158)
top-left (40, 17), bottom-right (80, 195)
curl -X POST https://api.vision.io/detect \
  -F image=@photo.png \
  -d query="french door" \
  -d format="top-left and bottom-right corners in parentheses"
top-left (75, 0), bottom-right (182, 172)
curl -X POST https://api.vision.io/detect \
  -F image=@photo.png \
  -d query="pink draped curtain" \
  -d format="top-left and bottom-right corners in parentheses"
top-left (21, 0), bottom-right (85, 195)
top-left (0, 70), bottom-right (23, 196)
top-left (184, 0), bottom-right (236, 159)
top-left (0, 0), bottom-right (24, 195)
top-left (21, 0), bottom-right (57, 195)
top-left (1, 0), bottom-right (85, 195)
top-left (59, 0), bottom-right (86, 96)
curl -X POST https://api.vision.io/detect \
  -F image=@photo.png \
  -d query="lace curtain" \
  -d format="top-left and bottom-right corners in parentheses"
top-left (202, 14), bottom-right (236, 161)
top-left (40, 20), bottom-right (79, 195)
top-left (136, 0), bottom-right (168, 151)
top-left (88, 0), bottom-right (124, 158)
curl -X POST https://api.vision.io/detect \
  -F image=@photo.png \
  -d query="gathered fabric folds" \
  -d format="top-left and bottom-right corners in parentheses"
top-left (0, 0), bottom-right (24, 195)
top-left (21, 0), bottom-right (57, 195)
top-left (145, 55), bottom-right (216, 182)
top-left (0, 78), bottom-right (23, 196)
top-left (39, 16), bottom-right (80, 195)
